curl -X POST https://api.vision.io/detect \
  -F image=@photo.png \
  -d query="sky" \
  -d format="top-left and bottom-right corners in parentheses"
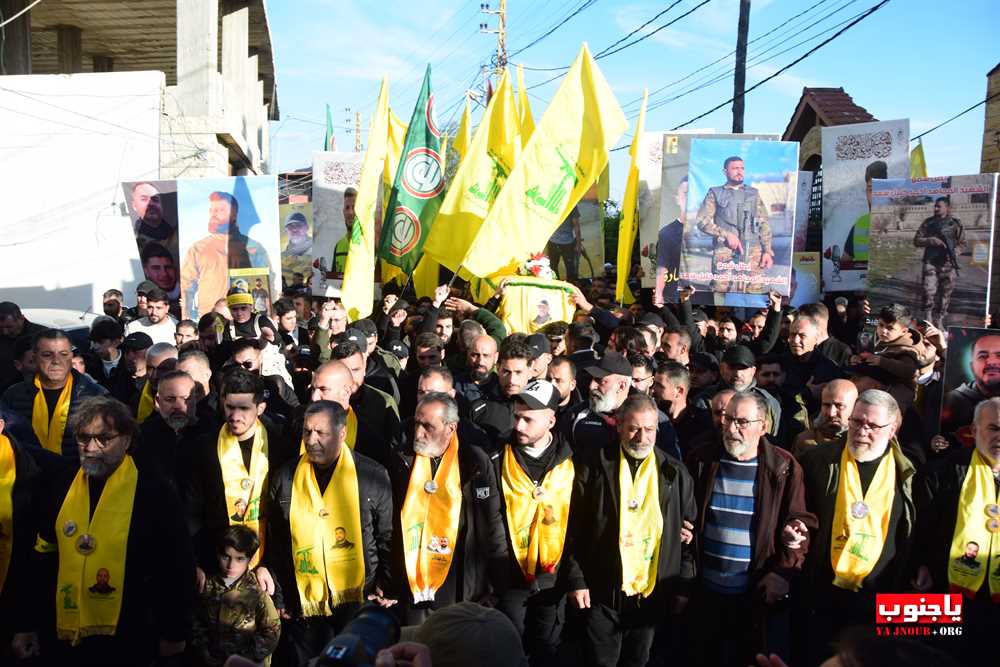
top-left (267, 0), bottom-right (1000, 200)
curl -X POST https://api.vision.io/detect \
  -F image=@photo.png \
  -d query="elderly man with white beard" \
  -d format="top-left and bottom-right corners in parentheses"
top-left (569, 352), bottom-right (680, 460)
top-left (799, 389), bottom-right (917, 666)
top-left (562, 393), bottom-right (696, 667)
top-left (684, 391), bottom-right (816, 666)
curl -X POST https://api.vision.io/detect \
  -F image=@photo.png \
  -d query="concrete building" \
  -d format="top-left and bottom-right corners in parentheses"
top-left (981, 62), bottom-right (1000, 174)
top-left (0, 0), bottom-right (279, 311)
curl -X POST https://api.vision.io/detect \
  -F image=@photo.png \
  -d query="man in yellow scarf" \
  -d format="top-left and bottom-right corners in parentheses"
top-left (562, 394), bottom-right (696, 667)
top-left (387, 392), bottom-right (508, 625)
top-left (912, 396), bottom-right (1000, 660)
top-left (261, 400), bottom-right (394, 665)
top-left (0, 330), bottom-right (108, 457)
top-left (188, 369), bottom-right (293, 598)
top-left (799, 389), bottom-right (916, 666)
top-left (0, 409), bottom-right (43, 653)
top-left (493, 380), bottom-right (575, 666)
top-left (11, 397), bottom-right (194, 665)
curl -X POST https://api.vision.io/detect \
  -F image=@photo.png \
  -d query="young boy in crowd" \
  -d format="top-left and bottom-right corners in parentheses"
top-left (191, 526), bottom-right (281, 666)
top-left (850, 303), bottom-right (936, 410)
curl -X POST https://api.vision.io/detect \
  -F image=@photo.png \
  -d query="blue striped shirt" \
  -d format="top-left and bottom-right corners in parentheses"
top-left (702, 457), bottom-right (757, 594)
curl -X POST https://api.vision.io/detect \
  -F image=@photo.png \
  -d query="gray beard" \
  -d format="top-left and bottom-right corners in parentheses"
top-left (413, 439), bottom-right (447, 458)
top-left (165, 413), bottom-right (191, 431)
top-left (624, 442), bottom-right (654, 459)
top-left (723, 437), bottom-right (749, 458)
top-left (590, 391), bottom-right (619, 414)
top-left (81, 458), bottom-right (112, 479)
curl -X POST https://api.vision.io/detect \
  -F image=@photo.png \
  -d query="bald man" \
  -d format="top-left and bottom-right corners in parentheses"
top-left (307, 360), bottom-right (394, 467)
top-left (454, 335), bottom-right (501, 405)
top-left (792, 380), bottom-right (859, 459)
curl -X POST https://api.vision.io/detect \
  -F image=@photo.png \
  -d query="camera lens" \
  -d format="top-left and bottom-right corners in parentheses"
top-left (316, 603), bottom-right (400, 666)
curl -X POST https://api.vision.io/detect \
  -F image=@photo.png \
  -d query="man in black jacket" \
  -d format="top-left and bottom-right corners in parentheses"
top-left (386, 392), bottom-right (508, 625)
top-left (1, 329), bottom-right (109, 457)
top-left (470, 340), bottom-right (534, 446)
top-left (492, 380), bottom-right (575, 666)
top-left (912, 396), bottom-right (1000, 662)
top-left (0, 301), bottom-right (47, 389)
top-left (265, 401), bottom-right (394, 665)
top-left (11, 397), bottom-right (194, 666)
top-left (561, 393), bottom-right (697, 667)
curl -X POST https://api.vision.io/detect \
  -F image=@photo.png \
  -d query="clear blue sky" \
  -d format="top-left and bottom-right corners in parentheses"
top-left (267, 0), bottom-right (999, 199)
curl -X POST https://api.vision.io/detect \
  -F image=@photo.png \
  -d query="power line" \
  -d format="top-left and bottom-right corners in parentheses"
top-left (508, 0), bottom-right (599, 58)
top-left (526, 0), bottom-right (714, 90)
top-left (0, 0), bottom-right (41, 29)
top-left (669, 0), bottom-right (891, 131)
top-left (912, 90), bottom-right (1000, 143)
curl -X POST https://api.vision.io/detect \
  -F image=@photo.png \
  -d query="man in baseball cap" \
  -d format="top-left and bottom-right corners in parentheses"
top-left (492, 380), bottom-right (574, 664)
top-left (525, 333), bottom-right (553, 380)
top-left (283, 211), bottom-right (312, 256)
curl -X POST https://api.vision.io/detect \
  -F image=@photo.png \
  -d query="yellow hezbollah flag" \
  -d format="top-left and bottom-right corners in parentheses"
top-left (517, 64), bottom-right (535, 142)
top-left (910, 140), bottom-right (927, 179)
top-left (616, 90), bottom-right (647, 304)
top-left (462, 44), bottom-right (627, 278)
top-left (498, 276), bottom-right (576, 334)
top-left (422, 69), bottom-right (521, 273)
top-left (342, 79), bottom-right (390, 320)
top-left (453, 97), bottom-right (473, 163)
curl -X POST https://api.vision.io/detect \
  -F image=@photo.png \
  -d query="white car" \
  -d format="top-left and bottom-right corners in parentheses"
top-left (21, 308), bottom-right (102, 350)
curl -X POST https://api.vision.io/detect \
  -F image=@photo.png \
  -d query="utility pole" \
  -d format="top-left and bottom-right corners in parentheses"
top-left (479, 0), bottom-right (507, 84)
top-left (732, 0), bottom-right (751, 133)
top-left (354, 111), bottom-right (362, 152)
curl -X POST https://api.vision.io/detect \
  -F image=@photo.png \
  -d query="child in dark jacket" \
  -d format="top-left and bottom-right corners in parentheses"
top-left (191, 525), bottom-right (281, 666)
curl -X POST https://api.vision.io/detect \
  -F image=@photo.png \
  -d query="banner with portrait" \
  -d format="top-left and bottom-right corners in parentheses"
top-left (678, 137), bottom-right (799, 308)
top-left (868, 174), bottom-right (997, 329)
top-left (311, 151), bottom-right (363, 293)
top-left (121, 180), bottom-right (180, 312)
top-left (940, 326), bottom-right (1000, 445)
top-left (577, 172), bottom-right (606, 280)
top-left (176, 176), bottom-right (281, 320)
top-left (645, 132), bottom-right (777, 302)
top-left (820, 119), bottom-right (909, 291)
top-left (279, 201), bottom-right (314, 293)
top-left (790, 251), bottom-right (821, 308)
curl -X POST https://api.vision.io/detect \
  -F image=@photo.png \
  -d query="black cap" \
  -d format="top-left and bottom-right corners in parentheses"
top-left (585, 351), bottom-right (632, 378)
top-left (284, 211), bottom-right (308, 228)
top-left (515, 379), bottom-right (562, 411)
top-left (122, 331), bottom-right (153, 351)
top-left (690, 351), bottom-right (719, 372)
top-left (691, 308), bottom-right (708, 323)
top-left (721, 345), bottom-right (756, 369)
top-left (387, 340), bottom-right (409, 359)
top-left (136, 280), bottom-right (156, 295)
top-left (90, 318), bottom-right (124, 342)
top-left (525, 333), bottom-right (549, 360)
top-left (639, 312), bottom-right (665, 329)
top-left (343, 328), bottom-right (366, 345)
top-left (353, 319), bottom-right (378, 338)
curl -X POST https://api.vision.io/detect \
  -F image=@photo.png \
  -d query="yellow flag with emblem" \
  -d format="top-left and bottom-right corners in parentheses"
top-left (462, 44), bottom-right (627, 278)
top-left (422, 69), bottom-right (521, 273)
top-left (616, 90), bottom-right (647, 304)
top-left (517, 64), bottom-right (535, 142)
top-left (342, 78), bottom-right (390, 320)
top-left (452, 97), bottom-right (472, 163)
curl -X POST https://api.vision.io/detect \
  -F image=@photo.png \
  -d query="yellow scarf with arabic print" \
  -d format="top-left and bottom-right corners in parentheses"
top-left (55, 456), bottom-right (138, 644)
top-left (217, 421), bottom-right (268, 567)
top-left (948, 450), bottom-right (1000, 600)
top-left (32, 374), bottom-right (73, 454)
top-left (619, 448), bottom-right (662, 598)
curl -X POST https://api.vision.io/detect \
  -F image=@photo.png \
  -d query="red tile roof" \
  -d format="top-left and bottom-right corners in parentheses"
top-left (782, 87), bottom-right (877, 141)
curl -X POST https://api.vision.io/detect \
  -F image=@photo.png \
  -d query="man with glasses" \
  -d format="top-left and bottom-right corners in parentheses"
top-left (684, 391), bottom-right (815, 666)
top-left (1, 330), bottom-right (108, 457)
top-left (10, 397), bottom-right (194, 665)
top-left (628, 353), bottom-right (656, 396)
top-left (799, 389), bottom-right (916, 666)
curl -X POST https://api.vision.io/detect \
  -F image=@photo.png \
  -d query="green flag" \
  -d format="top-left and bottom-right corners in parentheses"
top-left (377, 65), bottom-right (445, 273)
top-left (324, 103), bottom-right (336, 151)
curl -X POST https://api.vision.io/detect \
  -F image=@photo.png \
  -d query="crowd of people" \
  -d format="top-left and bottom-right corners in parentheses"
top-left (0, 271), bottom-right (996, 667)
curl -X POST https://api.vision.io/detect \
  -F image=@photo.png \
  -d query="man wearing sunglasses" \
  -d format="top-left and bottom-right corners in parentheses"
top-left (684, 391), bottom-right (816, 666)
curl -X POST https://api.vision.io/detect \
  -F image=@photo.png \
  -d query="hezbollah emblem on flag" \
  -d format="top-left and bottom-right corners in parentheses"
top-left (379, 68), bottom-right (447, 274)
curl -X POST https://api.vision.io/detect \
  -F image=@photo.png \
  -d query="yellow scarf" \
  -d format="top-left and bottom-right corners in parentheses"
top-left (830, 445), bottom-right (896, 591)
top-left (619, 449), bottom-right (662, 597)
top-left (136, 381), bottom-right (155, 424)
top-left (948, 450), bottom-right (1000, 600)
top-left (299, 408), bottom-right (358, 455)
top-left (501, 443), bottom-right (574, 581)
top-left (290, 451), bottom-right (365, 616)
top-left (217, 422), bottom-right (268, 567)
top-left (32, 374), bottom-right (73, 454)
top-left (55, 455), bottom-right (138, 644)
top-left (0, 435), bottom-right (15, 594)
top-left (401, 433), bottom-right (462, 602)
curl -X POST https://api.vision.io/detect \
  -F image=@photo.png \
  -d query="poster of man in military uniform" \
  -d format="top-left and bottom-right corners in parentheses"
top-left (868, 174), bottom-right (997, 330)
top-left (678, 138), bottom-right (799, 307)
